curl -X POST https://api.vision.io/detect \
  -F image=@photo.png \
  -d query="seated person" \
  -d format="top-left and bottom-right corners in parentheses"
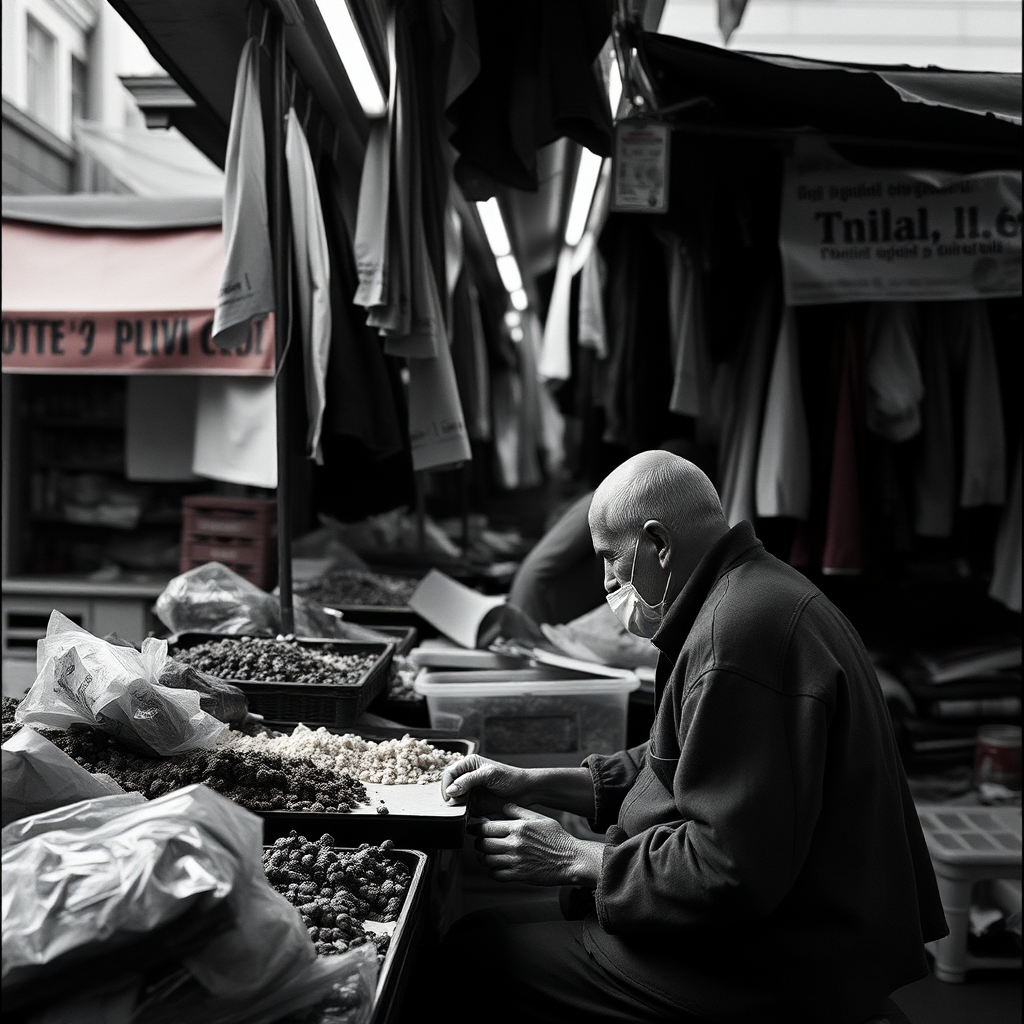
top-left (436, 451), bottom-right (947, 1024)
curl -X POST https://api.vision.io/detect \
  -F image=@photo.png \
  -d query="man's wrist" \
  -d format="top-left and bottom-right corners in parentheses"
top-left (570, 839), bottom-right (605, 888)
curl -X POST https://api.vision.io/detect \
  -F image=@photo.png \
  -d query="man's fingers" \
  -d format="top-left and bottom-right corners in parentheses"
top-left (502, 802), bottom-right (548, 821)
top-left (443, 765), bottom-right (490, 803)
top-left (474, 818), bottom-right (516, 838)
top-left (474, 836), bottom-right (515, 854)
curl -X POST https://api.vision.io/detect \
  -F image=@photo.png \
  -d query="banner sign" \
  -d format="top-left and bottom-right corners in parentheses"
top-left (612, 121), bottom-right (670, 214)
top-left (1, 311), bottom-right (274, 374)
top-left (780, 143), bottom-right (1022, 305)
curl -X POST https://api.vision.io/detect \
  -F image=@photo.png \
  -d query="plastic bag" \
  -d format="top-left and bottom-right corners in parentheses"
top-left (104, 632), bottom-right (250, 726)
top-left (154, 562), bottom-right (280, 636)
top-left (1, 791), bottom-right (146, 853)
top-left (138, 941), bottom-right (378, 1024)
top-left (1, 728), bottom-right (127, 828)
top-left (2, 785), bottom-right (319, 1019)
top-left (15, 612), bottom-right (227, 757)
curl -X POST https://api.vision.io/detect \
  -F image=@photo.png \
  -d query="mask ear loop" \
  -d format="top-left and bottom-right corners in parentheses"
top-left (632, 531), bottom-right (671, 607)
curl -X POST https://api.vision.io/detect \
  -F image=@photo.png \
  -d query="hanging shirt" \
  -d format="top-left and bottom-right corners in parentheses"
top-left (213, 37), bottom-right (274, 352)
top-left (914, 305), bottom-right (957, 538)
top-left (577, 245), bottom-right (608, 359)
top-left (717, 283), bottom-right (777, 527)
top-left (989, 445), bottom-right (1022, 613)
top-left (663, 239), bottom-right (708, 418)
top-left (538, 245), bottom-right (575, 383)
top-left (192, 376), bottom-right (277, 489)
top-left (285, 110), bottom-right (331, 464)
top-left (960, 302), bottom-right (1005, 508)
top-left (863, 302), bottom-right (923, 443)
top-left (822, 323), bottom-right (865, 575)
top-left (755, 305), bottom-right (811, 519)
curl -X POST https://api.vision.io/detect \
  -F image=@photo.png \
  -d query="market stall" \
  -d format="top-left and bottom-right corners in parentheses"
top-left (4, 1), bottom-right (1022, 1021)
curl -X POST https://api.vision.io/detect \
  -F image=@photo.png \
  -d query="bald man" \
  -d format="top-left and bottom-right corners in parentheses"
top-left (438, 452), bottom-right (946, 1024)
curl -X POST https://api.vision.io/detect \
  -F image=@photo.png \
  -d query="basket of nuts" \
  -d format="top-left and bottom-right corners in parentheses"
top-left (167, 633), bottom-right (395, 728)
top-left (262, 834), bottom-right (428, 1023)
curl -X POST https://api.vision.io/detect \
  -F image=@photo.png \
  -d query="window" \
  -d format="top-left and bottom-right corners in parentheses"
top-left (71, 55), bottom-right (88, 123)
top-left (26, 15), bottom-right (57, 129)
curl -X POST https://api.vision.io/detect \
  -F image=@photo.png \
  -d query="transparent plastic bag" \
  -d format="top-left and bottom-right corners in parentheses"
top-left (1, 728), bottom-right (127, 828)
top-left (154, 562), bottom-right (280, 636)
top-left (15, 612), bottom-right (227, 757)
top-left (2, 785), bottom-right (318, 1018)
top-left (1, 791), bottom-right (146, 854)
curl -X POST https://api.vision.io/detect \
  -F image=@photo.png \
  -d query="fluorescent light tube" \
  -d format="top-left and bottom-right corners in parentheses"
top-left (496, 254), bottom-right (523, 294)
top-left (316, 0), bottom-right (386, 117)
top-left (564, 148), bottom-right (604, 247)
top-left (476, 198), bottom-right (511, 257)
top-left (510, 288), bottom-right (529, 311)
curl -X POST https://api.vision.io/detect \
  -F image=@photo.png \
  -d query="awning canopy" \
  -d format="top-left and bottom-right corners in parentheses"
top-left (2, 196), bottom-right (273, 375)
top-left (637, 33), bottom-right (1022, 172)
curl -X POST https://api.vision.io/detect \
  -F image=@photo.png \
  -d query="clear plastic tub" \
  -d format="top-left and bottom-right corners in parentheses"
top-left (412, 668), bottom-right (640, 768)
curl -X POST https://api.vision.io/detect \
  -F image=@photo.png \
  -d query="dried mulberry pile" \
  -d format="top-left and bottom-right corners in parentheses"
top-left (226, 724), bottom-right (462, 784)
top-left (295, 570), bottom-right (417, 608)
top-left (263, 833), bottom-right (411, 959)
top-left (2, 696), bottom-right (22, 742)
top-left (42, 726), bottom-right (367, 812)
top-left (173, 637), bottom-right (377, 687)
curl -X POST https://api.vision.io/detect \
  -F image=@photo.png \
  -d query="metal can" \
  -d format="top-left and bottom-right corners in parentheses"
top-left (974, 725), bottom-right (1022, 790)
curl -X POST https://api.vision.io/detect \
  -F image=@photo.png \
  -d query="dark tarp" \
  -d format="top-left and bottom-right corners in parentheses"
top-left (638, 33), bottom-right (1021, 173)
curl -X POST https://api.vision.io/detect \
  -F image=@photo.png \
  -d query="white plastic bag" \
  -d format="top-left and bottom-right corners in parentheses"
top-left (15, 612), bottom-right (227, 757)
top-left (2, 785), bottom-right (320, 1019)
top-left (154, 562), bottom-right (280, 636)
top-left (1, 728), bottom-right (127, 828)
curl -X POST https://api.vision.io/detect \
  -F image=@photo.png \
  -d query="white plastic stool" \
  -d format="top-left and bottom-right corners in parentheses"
top-left (917, 804), bottom-right (1022, 983)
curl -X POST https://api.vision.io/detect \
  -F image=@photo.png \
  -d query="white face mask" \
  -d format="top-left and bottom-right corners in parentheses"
top-left (605, 537), bottom-right (671, 639)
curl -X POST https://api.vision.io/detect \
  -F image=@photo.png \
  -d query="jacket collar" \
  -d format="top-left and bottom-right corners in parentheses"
top-left (651, 521), bottom-right (764, 664)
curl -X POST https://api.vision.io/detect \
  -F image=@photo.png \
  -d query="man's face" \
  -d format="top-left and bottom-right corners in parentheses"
top-left (591, 521), bottom-right (633, 596)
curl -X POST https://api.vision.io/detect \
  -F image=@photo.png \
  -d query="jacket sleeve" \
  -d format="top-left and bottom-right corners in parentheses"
top-left (595, 669), bottom-right (829, 935)
top-left (583, 742), bottom-right (649, 833)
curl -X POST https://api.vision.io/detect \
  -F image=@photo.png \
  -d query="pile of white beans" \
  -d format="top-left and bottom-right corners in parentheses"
top-left (223, 724), bottom-right (463, 785)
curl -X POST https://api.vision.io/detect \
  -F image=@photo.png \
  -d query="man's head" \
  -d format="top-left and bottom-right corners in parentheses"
top-left (589, 450), bottom-right (728, 612)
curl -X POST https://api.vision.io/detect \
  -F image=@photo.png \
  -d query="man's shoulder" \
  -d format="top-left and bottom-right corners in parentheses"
top-left (682, 552), bottom-right (830, 693)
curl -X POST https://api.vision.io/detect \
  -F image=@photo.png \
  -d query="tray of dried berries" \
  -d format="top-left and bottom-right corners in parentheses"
top-left (255, 729), bottom-right (475, 849)
top-left (166, 632), bottom-right (395, 728)
top-left (262, 835), bottom-right (428, 1024)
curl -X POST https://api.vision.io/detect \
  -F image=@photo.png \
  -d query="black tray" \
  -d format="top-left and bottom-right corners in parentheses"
top-left (167, 632), bottom-right (394, 729)
top-left (332, 606), bottom-right (439, 640)
top-left (366, 624), bottom-right (417, 656)
top-left (257, 736), bottom-right (475, 849)
top-left (265, 845), bottom-right (427, 1024)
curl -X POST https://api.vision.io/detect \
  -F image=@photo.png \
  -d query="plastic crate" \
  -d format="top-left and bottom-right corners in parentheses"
top-left (180, 496), bottom-right (277, 588)
top-left (166, 632), bottom-right (394, 728)
top-left (258, 735), bottom-right (475, 848)
top-left (413, 668), bottom-right (640, 768)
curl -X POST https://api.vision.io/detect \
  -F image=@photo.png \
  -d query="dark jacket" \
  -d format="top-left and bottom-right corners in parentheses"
top-left (582, 522), bottom-right (947, 1023)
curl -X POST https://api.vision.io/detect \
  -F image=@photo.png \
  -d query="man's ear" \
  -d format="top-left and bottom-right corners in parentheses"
top-left (643, 519), bottom-right (672, 569)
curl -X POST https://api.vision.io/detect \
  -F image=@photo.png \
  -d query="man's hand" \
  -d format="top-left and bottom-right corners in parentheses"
top-left (471, 804), bottom-right (605, 887)
top-left (441, 754), bottom-right (533, 811)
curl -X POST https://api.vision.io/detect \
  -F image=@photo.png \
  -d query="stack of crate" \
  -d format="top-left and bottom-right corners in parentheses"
top-left (179, 495), bottom-right (277, 589)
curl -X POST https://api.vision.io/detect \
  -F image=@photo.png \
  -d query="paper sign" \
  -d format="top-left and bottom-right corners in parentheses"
top-left (408, 569), bottom-right (505, 649)
top-left (611, 121), bottom-right (670, 214)
top-left (1, 312), bottom-right (274, 374)
top-left (780, 141), bottom-right (1022, 305)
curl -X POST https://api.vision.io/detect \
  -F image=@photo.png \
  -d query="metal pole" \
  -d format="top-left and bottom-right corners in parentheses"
top-left (268, 13), bottom-right (294, 635)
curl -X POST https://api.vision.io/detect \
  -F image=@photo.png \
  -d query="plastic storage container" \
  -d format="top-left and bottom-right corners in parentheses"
top-left (413, 668), bottom-right (640, 768)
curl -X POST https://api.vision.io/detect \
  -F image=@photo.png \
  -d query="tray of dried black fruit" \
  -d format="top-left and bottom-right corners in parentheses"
top-left (167, 633), bottom-right (395, 728)
top-left (255, 731), bottom-right (474, 849)
top-left (262, 836), bottom-right (427, 1024)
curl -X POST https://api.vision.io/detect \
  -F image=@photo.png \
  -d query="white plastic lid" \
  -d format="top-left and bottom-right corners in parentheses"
top-left (413, 667), bottom-right (640, 698)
